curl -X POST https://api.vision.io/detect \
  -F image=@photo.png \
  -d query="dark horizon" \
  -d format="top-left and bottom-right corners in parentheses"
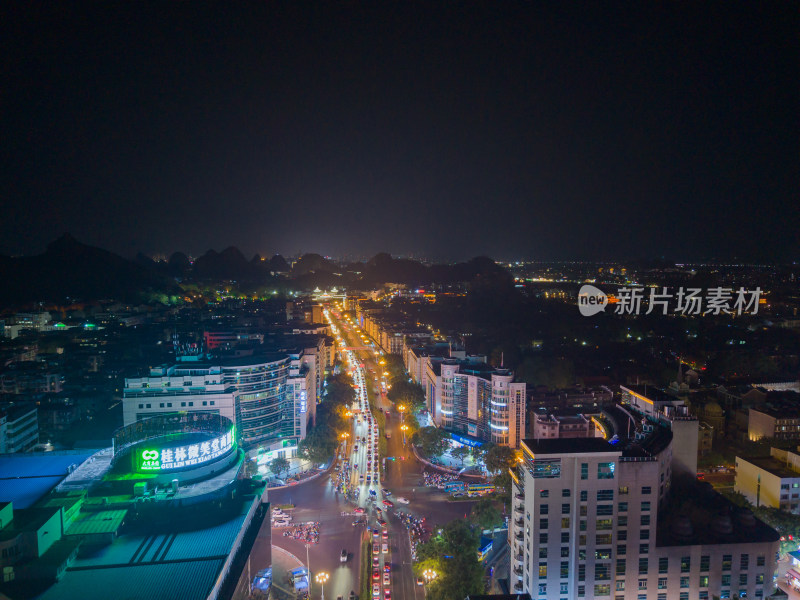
top-left (2, 3), bottom-right (798, 262)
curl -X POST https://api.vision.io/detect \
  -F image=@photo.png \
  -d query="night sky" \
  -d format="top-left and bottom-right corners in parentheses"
top-left (2, 3), bottom-right (797, 262)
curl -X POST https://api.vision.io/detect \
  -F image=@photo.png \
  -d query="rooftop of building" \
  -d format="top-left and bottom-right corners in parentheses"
top-left (603, 403), bottom-right (675, 458)
top-left (621, 384), bottom-right (682, 404)
top-left (43, 489), bottom-right (257, 600)
top-left (64, 508), bottom-right (127, 536)
top-left (0, 506), bottom-right (61, 541)
top-left (656, 474), bottom-right (780, 547)
top-left (748, 391), bottom-right (800, 418)
top-left (737, 455), bottom-right (800, 479)
top-left (528, 385), bottom-right (613, 399)
top-left (0, 400), bottom-right (38, 420)
top-left (522, 437), bottom-right (619, 456)
top-left (533, 413), bottom-right (590, 425)
top-left (0, 450), bottom-right (98, 509)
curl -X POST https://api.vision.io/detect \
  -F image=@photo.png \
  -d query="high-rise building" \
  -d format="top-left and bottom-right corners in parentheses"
top-left (509, 403), bottom-right (779, 600)
top-left (123, 353), bottom-right (314, 457)
top-left (428, 359), bottom-right (526, 448)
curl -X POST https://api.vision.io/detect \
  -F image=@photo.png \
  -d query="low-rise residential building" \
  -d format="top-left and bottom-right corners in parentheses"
top-left (532, 413), bottom-right (594, 440)
top-left (735, 447), bottom-right (800, 513)
top-left (528, 386), bottom-right (614, 413)
top-left (748, 392), bottom-right (800, 441)
top-left (0, 403), bottom-right (39, 453)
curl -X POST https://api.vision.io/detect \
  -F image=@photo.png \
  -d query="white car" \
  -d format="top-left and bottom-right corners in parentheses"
top-left (396, 497), bottom-right (409, 504)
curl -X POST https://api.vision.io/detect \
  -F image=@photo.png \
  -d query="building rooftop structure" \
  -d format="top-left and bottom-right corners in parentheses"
top-left (0, 414), bottom-right (268, 600)
top-left (740, 455), bottom-right (800, 479)
top-left (656, 475), bottom-right (780, 547)
top-left (748, 391), bottom-right (800, 418)
top-left (0, 450), bottom-right (98, 508)
top-left (522, 437), bottom-right (615, 455)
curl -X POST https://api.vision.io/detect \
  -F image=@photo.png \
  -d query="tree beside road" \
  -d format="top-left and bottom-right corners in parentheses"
top-left (411, 426), bottom-right (449, 459)
top-left (414, 519), bottom-right (485, 600)
top-left (270, 456), bottom-right (290, 479)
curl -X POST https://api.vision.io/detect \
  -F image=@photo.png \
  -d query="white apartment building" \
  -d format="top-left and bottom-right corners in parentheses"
top-left (509, 406), bottom-right (779, 600)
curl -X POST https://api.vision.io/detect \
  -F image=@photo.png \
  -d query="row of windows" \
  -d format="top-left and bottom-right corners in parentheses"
top-left (609, 570), bottom-right (765, 589)
top-left (137, 400), bottom-right (216, 409)
top-left (540, 488), bottom-right (618, 499)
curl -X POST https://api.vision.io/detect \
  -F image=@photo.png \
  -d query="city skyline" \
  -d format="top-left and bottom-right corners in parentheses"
top-left (2, 3), bottom-right (797, 261)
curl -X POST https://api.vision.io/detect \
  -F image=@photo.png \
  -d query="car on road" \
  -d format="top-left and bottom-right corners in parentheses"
top-left (354, 507), bottom-right (365, 514)
top-left (341, 549), bottom-right (348, 562)
top-left (382, 531), bottom-right (388, 540)
top-left (382, 543), bottom-right (388, 554)
top-left (372, 583), bottom-right (380, 598)
top-left (384, 590), bottom-right (391, 599)
top-left (373, 558), bottom-right (380, 569)
top-left (373, 570), bottom-right (380, 580)
top-left (360, 475), bottom-right (365, 482)
top-left (382, 500), bottom-right (394, 508)
top-left (381, 488), bottom-right (391, 496)
top-left (373, 544), bottom-right (379, 555)
top-left (384, 563), bottom-right (391, 573)
top-left (377, 518), bottom-right (387, 527)
top-left (383, 572), bottom-right (390, 585)
top-left (396, 497), bottom-right (409, 504)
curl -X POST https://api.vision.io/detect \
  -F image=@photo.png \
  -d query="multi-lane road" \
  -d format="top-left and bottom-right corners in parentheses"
top-left (269, 304), bottom-right (477, 600)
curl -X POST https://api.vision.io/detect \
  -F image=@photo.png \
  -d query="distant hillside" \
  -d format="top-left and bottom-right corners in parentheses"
top-left (356, 254), bottom-right (512, 287)
top-left (0, 234), bottom-right (181, 305)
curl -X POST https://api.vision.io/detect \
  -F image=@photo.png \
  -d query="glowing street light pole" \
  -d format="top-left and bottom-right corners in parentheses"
top-left (315, 571), bottom-right (329, 600)
top-left (398, 404), bottom-right (407, 446)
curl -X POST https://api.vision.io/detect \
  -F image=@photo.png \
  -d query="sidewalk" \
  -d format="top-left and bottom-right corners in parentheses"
top-left (411, 444), bottom-right (487, 480)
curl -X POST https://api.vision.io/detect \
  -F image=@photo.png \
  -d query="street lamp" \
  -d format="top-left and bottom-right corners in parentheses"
top-left (423, 569), bottom-right (437, 583)
top-left (315, 571), bottom-right (329, 600)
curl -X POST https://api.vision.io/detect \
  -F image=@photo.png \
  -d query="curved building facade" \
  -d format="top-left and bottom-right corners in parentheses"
top-left (436, 360), bottom-right (526, 447)
top-left (123, 353), bottom-right (314, 455)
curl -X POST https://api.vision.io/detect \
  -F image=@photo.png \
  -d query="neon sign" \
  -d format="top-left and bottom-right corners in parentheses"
top-left (137, 428), bottom-right (235, 472)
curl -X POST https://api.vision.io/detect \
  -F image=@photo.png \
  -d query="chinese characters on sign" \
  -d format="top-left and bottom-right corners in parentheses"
top-left (613, 286), bottom-right (762, 316)
top-left (139, 429), bottom-right (234, 471)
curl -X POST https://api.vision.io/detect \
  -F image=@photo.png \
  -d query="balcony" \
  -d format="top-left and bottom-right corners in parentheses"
top-left (515, 532), bottom-right (524, 541)
top-left (514, 581), bottom-right (524, 591)
top-left (514, 553), bottom-right (524, 563)
top-left (515, 505), bottom-right (524, 514)
top-left (514, 566), bottom-right (523, 576)
top-left (514, 519), bottom-right (524, 528)
top-left (515, 493), bottom-right (524, 500)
